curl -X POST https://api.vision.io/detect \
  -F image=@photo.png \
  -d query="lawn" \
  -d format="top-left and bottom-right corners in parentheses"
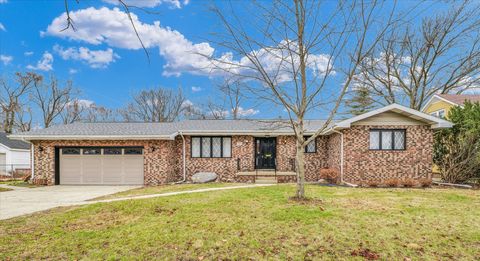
top-left (0, 180), bottom-right (40, 188)
top-left (0, 187), bottom-right (12, 192)
top-left (91, 182), bottom-right (244, 200)
top-left (0, 185), bottom-right (479, 260)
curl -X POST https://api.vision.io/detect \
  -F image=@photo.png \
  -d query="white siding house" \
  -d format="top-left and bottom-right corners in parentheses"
top-left (0, 132), bottom-right (30, 176)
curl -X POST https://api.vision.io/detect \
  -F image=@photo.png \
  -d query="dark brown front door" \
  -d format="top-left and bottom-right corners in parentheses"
top-left (255, 137), bottom-right (276, 169)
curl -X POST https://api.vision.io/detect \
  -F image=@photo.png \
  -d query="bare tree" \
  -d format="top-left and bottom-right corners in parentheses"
top-left (355, 1), bottom-right (480, 110)
top-left (0, 72), bottom-right (41, 133)
top-left (31, 76), bottom-right (76, 128)
top-left (85, 105), bottom-right (117, 122)
top-left (210, 0), bottom-right (398, 198)
top-left (121, 87), bottom-right (185, 122)
top-left (14, 106), bottom-right (33, 132)
top-left (218, 79), bottom-right (246, 120)
top-left (61, 99), bottom-right (87, 124)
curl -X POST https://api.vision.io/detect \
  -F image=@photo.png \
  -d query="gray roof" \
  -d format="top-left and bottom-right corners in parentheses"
top-left (0, 132), bottom-right (30, 149)
top-left (9, 119), bottom-right (334, 140)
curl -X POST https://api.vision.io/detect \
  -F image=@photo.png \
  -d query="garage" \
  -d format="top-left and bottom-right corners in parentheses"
top-left (59, 147), bottom-right (144, 185)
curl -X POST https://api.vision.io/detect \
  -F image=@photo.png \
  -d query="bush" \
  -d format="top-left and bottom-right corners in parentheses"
top-left (418, 178), bottom-right (432, 188)
top-left (384, 178), bottom-right (400, 187)
top-left (365, 180), bottom-right (380, 187)
top-left (402, 178), bottom-right (416, 188)
top-left (319, 168), bottom-right (339, 184)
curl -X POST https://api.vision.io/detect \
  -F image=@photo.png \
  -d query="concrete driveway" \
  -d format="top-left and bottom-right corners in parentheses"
top-left (0, 185), bottom-right (139, 220)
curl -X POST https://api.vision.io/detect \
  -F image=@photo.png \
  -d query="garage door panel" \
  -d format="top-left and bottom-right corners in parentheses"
top-left (103, 156), bottom-right (124, 184)
top-left (82, 157), bottom-right (103, 184)
top-left (60, 148), bottom-right (144, 185)
top-left (60, 156), bottom-right (82, 184)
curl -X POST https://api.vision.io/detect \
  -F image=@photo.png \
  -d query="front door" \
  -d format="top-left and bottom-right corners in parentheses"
top-left (255, 138), bottom-right (276, 169)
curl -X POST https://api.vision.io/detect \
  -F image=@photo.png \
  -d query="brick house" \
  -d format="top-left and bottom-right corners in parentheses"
top-left (10, 104), bottom-right (452, 186)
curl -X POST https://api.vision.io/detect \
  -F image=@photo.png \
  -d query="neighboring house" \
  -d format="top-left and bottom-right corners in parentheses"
top-left (422, 94), bottom-right (480, 118)
top-left (0, 132), bottom-right (31, 176)
top-left (10, 104), bottom-right (452, 186)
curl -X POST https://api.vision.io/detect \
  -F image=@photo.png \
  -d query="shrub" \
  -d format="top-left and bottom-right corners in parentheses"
top-left (319, 168), bottom-right (339, 184)
top-left (418, 178), bottom-right (432, 188)
top-left (384, 178), bottom-right (400, 187)
top-left (402, 178), bottom-right (416, 188)
top-left (366, 180), bottom-right (380, 188)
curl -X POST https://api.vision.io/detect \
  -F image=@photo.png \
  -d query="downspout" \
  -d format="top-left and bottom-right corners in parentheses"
top-left (175, 132), bottom-right (187, 183)
top-left (331, 129), bottom-right (344, 184)
top-left (30, 143), bottom-right (35, 181)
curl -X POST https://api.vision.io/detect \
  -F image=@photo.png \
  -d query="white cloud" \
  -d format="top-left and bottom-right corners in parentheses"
top-left (102, 0), bottom-right (186, 9)
top-left (0, 0), bottom-right (7, 3)
top-left (69, 68), bottom-right (78, 74)
top-left (24, 51), bottom-right (34, 56)
top-left (53, 45), bottom-right (119, 68)
top-left (0, 54), bottom-right (13, 65)
top-left (191, 86), bottom-right (202, 92)
top-left (236, 107), bottom-right (259, 117)
top-left (26, 51), bottom-right (54, 71)
top-left (0, 23), bottom-right (5, 31)
top-left (44, 7), bottom-right (332, 81)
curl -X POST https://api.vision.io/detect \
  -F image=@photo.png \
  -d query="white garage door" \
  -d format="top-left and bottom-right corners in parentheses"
top-left (60, 147), bottom-right (144, 185)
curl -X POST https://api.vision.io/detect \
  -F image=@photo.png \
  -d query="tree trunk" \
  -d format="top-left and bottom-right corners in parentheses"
top-left (295, 137), bottom-right (306, 199)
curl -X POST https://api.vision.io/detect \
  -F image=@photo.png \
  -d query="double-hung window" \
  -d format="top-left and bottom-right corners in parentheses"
top-left (191, 137), bottom-right (232, 158)
top-left (369, 129), bottom-right (406, 150)
top-left (304, 136), bottom-right (316, 153)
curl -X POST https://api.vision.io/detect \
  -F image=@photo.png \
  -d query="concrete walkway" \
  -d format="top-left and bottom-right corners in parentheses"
top-left (0, 185), bottom-right (139, 220)
top-left (0, 184), bottom-right (274, 220)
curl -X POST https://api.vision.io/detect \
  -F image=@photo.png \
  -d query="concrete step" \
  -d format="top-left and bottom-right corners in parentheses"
top-left (255, 176), bottom-right (277, 184)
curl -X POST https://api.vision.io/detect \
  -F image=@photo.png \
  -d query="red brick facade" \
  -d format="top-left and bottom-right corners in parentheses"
top-left (31, 125), bottom-right (433, 185)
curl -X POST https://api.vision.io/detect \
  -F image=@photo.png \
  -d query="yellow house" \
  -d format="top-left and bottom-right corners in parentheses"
top-left (422, 94), bottom-right (480, 174)
top-left (422, 94), bottom-right (480, 119)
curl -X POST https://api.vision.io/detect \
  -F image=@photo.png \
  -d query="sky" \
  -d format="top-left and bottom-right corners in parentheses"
top-left (0, 0), bottom-right (455, 122)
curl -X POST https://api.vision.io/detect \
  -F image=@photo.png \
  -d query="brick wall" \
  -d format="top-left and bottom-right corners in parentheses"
top-left (31, 125), bottom-right (433, 186)
top-left (342, 125), bottom-right (433, 184)
top-left (31, 140), bottom-right (178, 185)
top-left (180, 135), bottom-right (255, 182)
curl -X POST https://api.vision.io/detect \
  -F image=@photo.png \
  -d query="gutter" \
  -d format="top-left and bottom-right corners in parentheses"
top-left (331, 128), bottom-right (344, 184)
top-left (175, 132), bottom-right (187, 184)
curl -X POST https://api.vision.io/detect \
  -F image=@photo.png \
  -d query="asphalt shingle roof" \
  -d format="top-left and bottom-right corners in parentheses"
top-left (0, 132), bottom-right (30, 149)
top-left (11, 119), bottom-right (334, 138)
top-left (438, 94), bottom-right (480, 105)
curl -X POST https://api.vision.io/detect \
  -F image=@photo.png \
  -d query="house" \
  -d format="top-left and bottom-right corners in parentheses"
top-left (0, 132), bottom-right (31, 176)
top-left (9, 104), bottom-right (452, 186)
top-left (422, 94), bottom-right (480, 118)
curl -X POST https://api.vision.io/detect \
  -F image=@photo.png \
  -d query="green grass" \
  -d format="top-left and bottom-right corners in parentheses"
top-left (0, 187), bottom-right (12, 192)
top-left (0, 180), bottom-right (39, 188)
top-left (91, 182), bottom-right (244, 200)
top-left (0, 185), bottom-right (479, 260)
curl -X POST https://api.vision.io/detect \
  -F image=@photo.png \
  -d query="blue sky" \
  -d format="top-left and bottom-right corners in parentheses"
top-left (0, 0), bottom-right (453, 122)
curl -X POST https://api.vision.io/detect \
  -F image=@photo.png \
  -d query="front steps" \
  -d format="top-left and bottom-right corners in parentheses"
top-left (255, 176), bottom-right (277, 184)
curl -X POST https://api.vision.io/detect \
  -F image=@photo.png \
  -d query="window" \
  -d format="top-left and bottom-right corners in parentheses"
top-left (430, 109), bottom-right (446, 119)
top-left (304, 136), bottom-right (316, 153)
top-left (62, 148), bottom-right (80, 155)
top-left (124, 148), bottom-right (143, 155)
top-left (369, 129), bottom-right (405, 150)
top-left (104, 148), bottom-right (122, 155)
top-left (83, 148), bottom-right (101, 155)
top-left (191, 137), bottom-right (231, 158)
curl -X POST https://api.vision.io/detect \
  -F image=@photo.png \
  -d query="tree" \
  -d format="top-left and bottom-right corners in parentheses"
top-left (434, 101), bottom-right (480, 183)
top-left (0, 72), bottom-right (41, 133)
top-left (344, 86), bottom-right (375, 116)
top-left (355, 1), bottom-right (480, 110)
top-left (61, 99), bottom-right (87, 124)
top-left (14, 106), bottom-right (33, 132)
top-left (217, 79), bottom-right (246, 120)
top-left (121, 87), bottom-right (185, 122)
top-left (31, 76), bottom-right (76, 128)
top-left (209, 0), bottom-right (398, 199)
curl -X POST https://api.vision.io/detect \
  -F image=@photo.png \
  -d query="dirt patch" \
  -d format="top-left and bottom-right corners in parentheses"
top-left (351, 247), bottom-right (380, 260)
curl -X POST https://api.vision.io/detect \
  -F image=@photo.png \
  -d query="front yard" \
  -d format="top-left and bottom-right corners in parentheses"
top-left (0, 184), bottom-right (479, 260)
